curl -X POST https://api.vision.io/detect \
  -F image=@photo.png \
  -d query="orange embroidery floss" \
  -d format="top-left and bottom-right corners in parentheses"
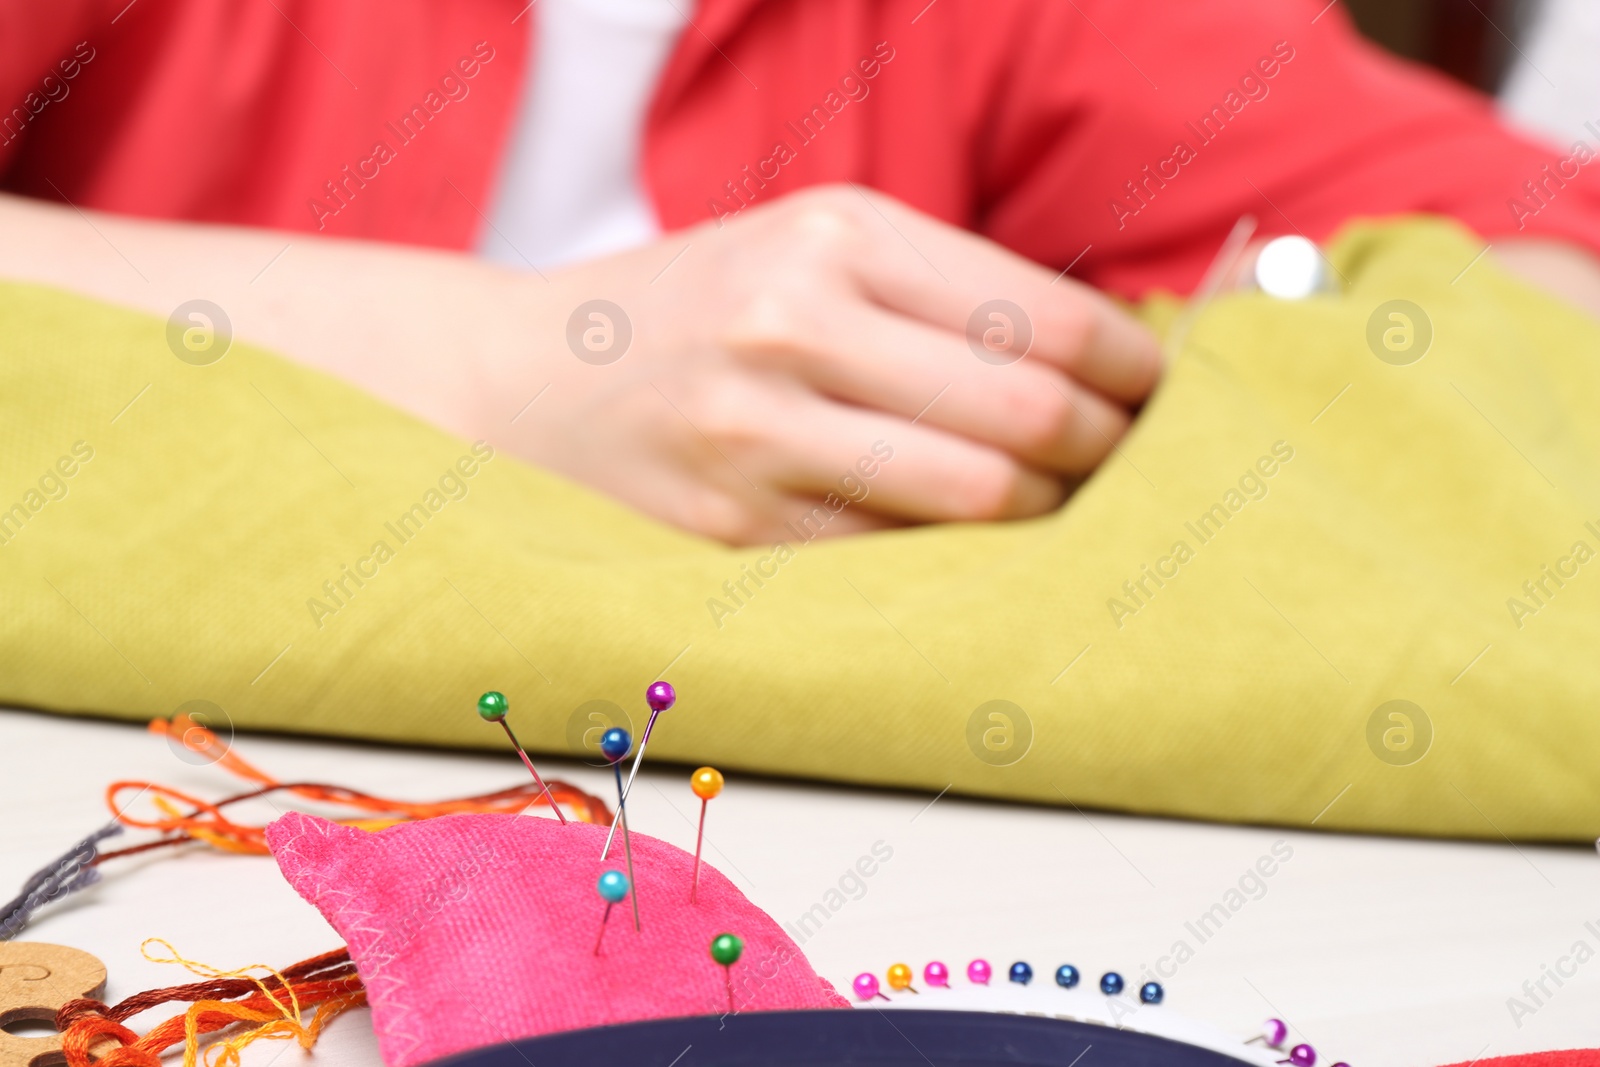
top-left (56, 941), bottom-right (363, 1067)
top-left (100, 714), bottom-right (612, 862)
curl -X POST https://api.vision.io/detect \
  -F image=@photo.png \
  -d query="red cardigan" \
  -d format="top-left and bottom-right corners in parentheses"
top-left (3, 0), bottom-right (1599, 297)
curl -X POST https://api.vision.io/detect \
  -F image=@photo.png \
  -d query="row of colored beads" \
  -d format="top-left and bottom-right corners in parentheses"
top-left (852, 960), bottom-right (1162, 1005)
top-left (1006, 961), bottom-right (1161, 1004)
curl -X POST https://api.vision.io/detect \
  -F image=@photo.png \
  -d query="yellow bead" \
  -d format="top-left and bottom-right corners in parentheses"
top-left (887, 963), bottom-right (913, 990)
top-left (691, 766), bottom-right (724, 800)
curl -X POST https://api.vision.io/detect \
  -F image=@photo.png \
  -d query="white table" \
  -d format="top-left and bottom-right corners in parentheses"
top-left (4, 709), bottom-right (1597, 1067)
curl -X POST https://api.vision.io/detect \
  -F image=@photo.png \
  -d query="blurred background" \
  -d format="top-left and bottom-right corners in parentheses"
top-left (1351, 0), bottom-right (1596, 146)
top-left (1348, 0), bottom-right (1533, 90)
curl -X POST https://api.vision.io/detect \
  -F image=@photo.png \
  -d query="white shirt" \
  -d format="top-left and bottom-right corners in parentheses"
top-left (478, 0), bottom-right (690, 272)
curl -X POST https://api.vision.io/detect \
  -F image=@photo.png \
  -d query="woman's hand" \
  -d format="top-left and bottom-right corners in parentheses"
top-left (497, 185), bottom-right (1162, 543)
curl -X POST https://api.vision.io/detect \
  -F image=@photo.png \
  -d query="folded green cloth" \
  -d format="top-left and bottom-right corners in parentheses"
top-left (4, 218), bottom-right (1597, 840)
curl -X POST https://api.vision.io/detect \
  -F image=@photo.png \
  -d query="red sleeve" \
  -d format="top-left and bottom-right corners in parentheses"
top-left (0, 2), bottom-right (100, 174)
top-left (976, 0), bottom-right (1600, 297)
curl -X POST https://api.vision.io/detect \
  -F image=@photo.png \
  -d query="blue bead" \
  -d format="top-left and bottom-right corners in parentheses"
top-left (1008, 961), bottom-right (1032, 985)
top-left (596, 869), bottom-right (630, 903)
top-left (1099, 971), bottom-right (1124, 995)
top-left (1054, 965), bottom-right (1080, 988)
top-left (599, 727), bottom-right (632, 763)
top-left (1139, 981), bottom-right (1164, 1004)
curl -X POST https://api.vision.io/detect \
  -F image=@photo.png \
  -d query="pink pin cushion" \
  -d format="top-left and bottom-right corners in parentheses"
top-left (266, 811), bottom-right (847, 1067)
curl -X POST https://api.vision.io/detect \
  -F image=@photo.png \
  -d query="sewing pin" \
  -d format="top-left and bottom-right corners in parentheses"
top-left (593, 870), bottom-right (630, 956)
top-left (1248, 1019), bottom-right (1290, 1048)
top-left (886, 963), bottom-right (919, 993)
top-left (478, 691), bottom-right (568, 825)
top-left (601, 680), bottom-right (675, 859)
top-left (689, 766), bottom-right (723, 903)
top-left (600, 727), bottom-right (641, 933)
top-left (710, 933), bottom-right (743, 1014)
top-left (851, 973), bottom-right (890, 1002)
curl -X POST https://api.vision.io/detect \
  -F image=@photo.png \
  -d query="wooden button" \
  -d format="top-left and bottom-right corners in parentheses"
top-left (0, 942), bottom-right (107, 1067)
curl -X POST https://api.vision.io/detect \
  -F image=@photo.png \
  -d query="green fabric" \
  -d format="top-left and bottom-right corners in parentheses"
top-left (4, 218), bottom-right (1597, 841)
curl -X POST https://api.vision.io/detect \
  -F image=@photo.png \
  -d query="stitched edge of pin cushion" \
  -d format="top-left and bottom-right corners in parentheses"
top-left (265, 811), bottom-right (848, 1067)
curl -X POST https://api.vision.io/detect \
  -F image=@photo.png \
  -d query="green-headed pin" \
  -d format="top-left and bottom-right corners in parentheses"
top-left (477, 690), bottom-right (509, 721)
top-left (477, 690), bottom-right (567, 825)
top-left (711, 932), bottom-right (744, 1014)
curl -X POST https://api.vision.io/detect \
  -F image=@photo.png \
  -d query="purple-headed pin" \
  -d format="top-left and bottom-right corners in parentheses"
top-left (601, 680), bottom-right (675, 859)
top-left (1248, 1019), bottom-right (1289, 1049)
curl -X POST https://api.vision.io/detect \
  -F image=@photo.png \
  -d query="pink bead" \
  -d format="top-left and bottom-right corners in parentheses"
top-left (853, 972), bottom-right (882, 1000)
top-left (646, 681), bottom-right (676, 712)
top-left (924, 961), bottom-right (949, 987)
top-left (1263, 1019), bottom-right (1289, 1047)
top-left (1286, 1044), bottom-right (1316, 1067)
top-left (967, 959), bottom-right (992, 985)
